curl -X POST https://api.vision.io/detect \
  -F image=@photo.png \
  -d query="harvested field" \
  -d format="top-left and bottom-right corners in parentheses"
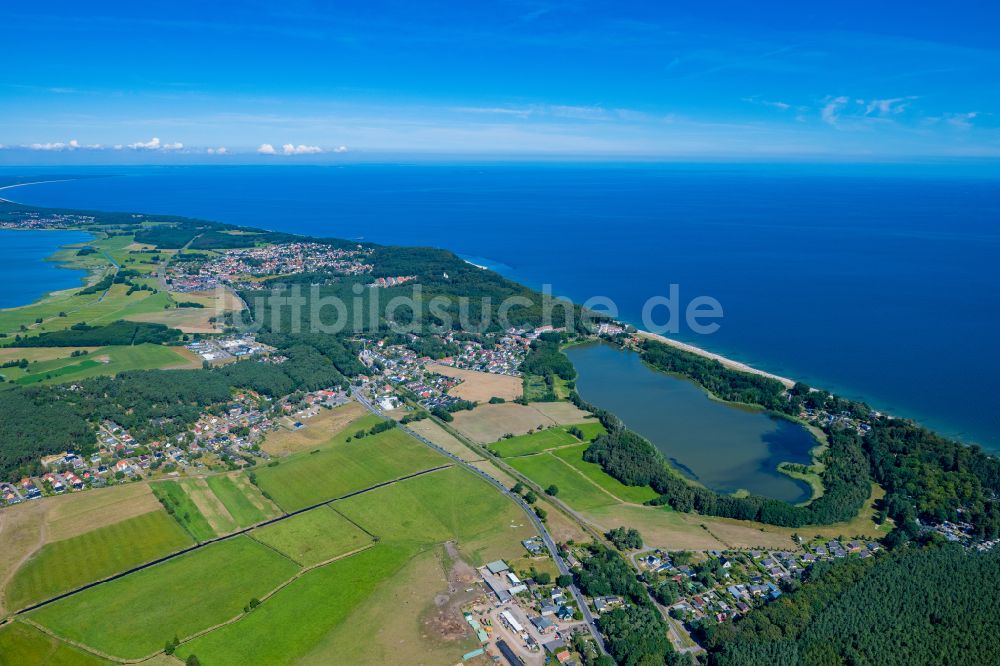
top-left (43, 483), bottom-right (162, 544)
top-left (451, 402), bottom-right (558, 443)
top-left (431, 364), bottom-right (523, 402)
top-left (127, 287), bottom-right (244, 334)
top-left (528, 401), bottom-right (596, 425)
top-left (261, 401), bottom-right (367, 456)
top-left (0, 501), bottom-right (48, 616)
top-left (582, 504), bottom-right (727, 551)
top-left (180, 477), bottom-right (238, 535)
top-left (300, 544), bottom-right (483, 665)
top-left (406, 419), bottom-right (482, 461)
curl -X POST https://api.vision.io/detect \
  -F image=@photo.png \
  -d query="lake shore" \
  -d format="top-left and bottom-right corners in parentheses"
top-left (0, 229), bottom-right (97, 312)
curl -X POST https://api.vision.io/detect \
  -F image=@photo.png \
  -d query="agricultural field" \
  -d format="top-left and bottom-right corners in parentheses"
top-left (177, 467), bottom-right (533, 664)
top-left (335, 466), bottom-right (533, 566)
top-left (528, 400), bottom-right (596, 425)
top-left (506, 453), bottom-right (619, 511)
top-left (430, 363), bottom-right (522, 402)
top-left (0, 344), bottom-right (198, 388)
top-left (251, 506), bottom-right (373, 567)
top-left (261, 401), bottom-right (367, 456)
top-left (488, 426), bottom-right (579, 457)
top-left (205, 473), bottom-right (281, 527)
top-left (299, 546), bottom-right (484, 665)
top-left (0, 483), bottom-right (165, 616)
top-left (551, 444), bottom-right (660, 504)
top-left (29, 536), bottom-right (299, 661)
top-left (0, 620), bottom-right (109, 666)
top-left (451, 402), bottom-right (560, 443)
top-left (177, 544), bottom-right (414, 665)
top-left (151, 480), bottom-right (217, 541)
top-left (4, 509), bottom-right (193, 612)
top-left (253, 423), bottom-right (446, 512)
top-left (126, 286), bottom-right (244, 334)
top-left (405, 418), bottom-right (483, 462)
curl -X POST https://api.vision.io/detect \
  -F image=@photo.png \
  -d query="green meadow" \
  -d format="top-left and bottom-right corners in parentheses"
top-left (0, 620), bottom-right (109, 666)
top-left (30, 536), bottom-right (299, 660)
top-left (151, 480), bottom-right (217, 541)
top-left (178, 467), bottom-right (531, 664)
top-left (507, 452), bottom-right (619, 510)
top-left (1, 344), bottom-right (194, 388)
top-left (552, 444), bottom-right (660, 504)
top-left (206, 474), bottom-right (277, 528)
top-left (4, 509), bottom-right (192, 612)
top-left (253, 423), bottom-right (445, 512)
top-left (251, 506), bottom-right (372, 567)
top-left (176, 544), bottom-right (412, 665)
top-left (489, 426), bottom-right (578, 457)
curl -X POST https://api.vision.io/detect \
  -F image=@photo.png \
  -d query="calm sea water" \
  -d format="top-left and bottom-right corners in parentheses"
top-left (0, 229), bottom-right (93, 308)
top-left (567, 342), bottom-right (814, 502)
top-left (3, 164), bottom-right (999, 451)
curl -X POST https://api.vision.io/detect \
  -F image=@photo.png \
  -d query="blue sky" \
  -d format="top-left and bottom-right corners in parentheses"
top-left (2, 0), bottom-right (998, 161)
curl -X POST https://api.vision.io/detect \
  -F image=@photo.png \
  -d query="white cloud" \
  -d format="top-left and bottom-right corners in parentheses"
top-left (257, 143), bottom-right (277, 154)
top-left (821, 96), bottom-right (850, 126)
top-left (281, 143), bottom-right (323, 155)
top-left (864, 97), bottom-right (917, 116)
top-left (945, 111), bottom-right (978, 129)
top-left (206, 147), bottom-right (228, 155)
top-left (124, 136), bottom-right (182, 151)
top-left (25, 139), bottom-right (103, 151)
top-left (128, 137), bottom-right (161, 150)
top-left (333, 145), bottom-right (348, 153)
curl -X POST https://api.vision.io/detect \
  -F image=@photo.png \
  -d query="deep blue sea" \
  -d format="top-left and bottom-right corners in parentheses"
top-left (0, 229), bottom-right (92, 308)
top-left (2, 164), bottom-right (998, 451)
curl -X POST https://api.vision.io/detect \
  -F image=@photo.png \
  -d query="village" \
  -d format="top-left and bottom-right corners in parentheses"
top-left (636, 539), bottom-right (882, 644)
top-left (164, 241), bottom-right (374, 292)
top-left (0, 384), bottom-right (350, 506)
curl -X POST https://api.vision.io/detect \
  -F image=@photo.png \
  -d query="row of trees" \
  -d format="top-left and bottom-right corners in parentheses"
top-left (7, 320), bottom-right (182, 347)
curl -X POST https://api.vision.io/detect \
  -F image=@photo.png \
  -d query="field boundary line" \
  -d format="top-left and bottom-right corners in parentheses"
top-left (19, 617), bottom-right (137, 664)
top-left (13, 465), bottom-right (451, 617)
top-left (173, 544), bottom-right (377, 652)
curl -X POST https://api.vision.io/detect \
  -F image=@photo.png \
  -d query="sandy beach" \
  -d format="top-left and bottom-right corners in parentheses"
top-left (636, 330), bottom-right (796, 389)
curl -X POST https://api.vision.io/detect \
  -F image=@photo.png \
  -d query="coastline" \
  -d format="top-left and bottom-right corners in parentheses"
top-left (635, 330), bottom-right (796, 389)
top-left (0, 178), bottom-right (79, 203)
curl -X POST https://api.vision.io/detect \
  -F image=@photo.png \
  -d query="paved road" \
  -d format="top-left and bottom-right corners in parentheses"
top-left (355, 394), bottom-right (608, 655)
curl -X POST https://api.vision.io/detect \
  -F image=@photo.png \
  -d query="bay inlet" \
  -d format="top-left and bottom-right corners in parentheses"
top-left (567, 341), bottom-right (818, 504)
top-left (0, 229), bottom-right (93, 309)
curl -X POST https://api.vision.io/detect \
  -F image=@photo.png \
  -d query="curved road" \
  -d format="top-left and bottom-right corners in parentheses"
top-left (355, 393), bottom-right (608, 655)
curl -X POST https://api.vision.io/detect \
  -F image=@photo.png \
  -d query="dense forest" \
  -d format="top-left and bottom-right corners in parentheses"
top-left (867, 418), bottom-right (1000, 540)
top-left (700, 544), bottom-right (1000, 665)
